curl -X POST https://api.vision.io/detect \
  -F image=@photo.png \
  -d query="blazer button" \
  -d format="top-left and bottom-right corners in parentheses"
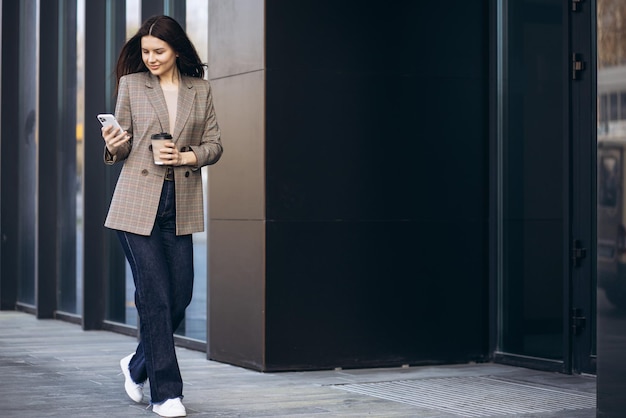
top-left (148, 144), bottom-right (153, 151)
top-left (141, 169), bottom-right (149, 176)
top-left (185, 171), bottom-right (190, 177)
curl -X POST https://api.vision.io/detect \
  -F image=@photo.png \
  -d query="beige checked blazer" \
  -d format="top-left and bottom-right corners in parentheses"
top-left (103, 72), bottom-right (222, 236)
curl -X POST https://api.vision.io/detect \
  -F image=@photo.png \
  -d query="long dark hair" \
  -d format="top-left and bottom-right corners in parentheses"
top-left (115, 15), bottom-right (205, 86)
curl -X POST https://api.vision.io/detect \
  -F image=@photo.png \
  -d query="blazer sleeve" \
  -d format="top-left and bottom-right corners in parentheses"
top-left (187, 81), bottom-right (223, 170)
top-left (103, 76), bottom-right (133, 165)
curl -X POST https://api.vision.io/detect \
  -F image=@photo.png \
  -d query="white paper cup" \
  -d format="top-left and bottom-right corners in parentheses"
top-left (150, 133), bottom-right (172, 165)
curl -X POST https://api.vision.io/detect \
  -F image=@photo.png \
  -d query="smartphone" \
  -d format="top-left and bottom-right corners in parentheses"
top-left (97, 113), bottom-right (124, 134)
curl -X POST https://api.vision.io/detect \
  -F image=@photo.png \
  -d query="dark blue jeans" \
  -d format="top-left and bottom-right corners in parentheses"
top-left (116, 180), bottom-right (194, 404)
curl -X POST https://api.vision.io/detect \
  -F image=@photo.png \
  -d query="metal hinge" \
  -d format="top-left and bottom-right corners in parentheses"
top-left (572, 53), bottom-right (585, 80)
top-left (572, 308), bottom-right (586, 335)
top-left (572, 239), bottom-right (587, 267)
top-left (572, 0), bottom-right (584, 12)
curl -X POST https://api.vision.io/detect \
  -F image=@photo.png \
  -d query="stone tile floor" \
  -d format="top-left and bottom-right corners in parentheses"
top-left (0, 311), bottom-right (596, 417)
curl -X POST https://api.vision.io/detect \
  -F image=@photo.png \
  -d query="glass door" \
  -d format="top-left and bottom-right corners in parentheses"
top-left (496, 0), bottom-right (568, 369)
top-left (496, 0), bottom-right (596, 374)
top-left (569, 0), bottom-right (596, 375)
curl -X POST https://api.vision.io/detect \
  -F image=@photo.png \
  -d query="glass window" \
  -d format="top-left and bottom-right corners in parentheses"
top-left (126, 0), bottom-right (140, 39)
top-left (57, 0), bottom-right (80, 315)
top-left (177, 0), bottom-right (210, 342)
top-left (75, 0), bottom-right (86, 315)
top-left (598, 0), bottom-right (626, 311)
top-left (123, 0), bottom-right (141, 328)
top-left (103, 0), bottom-right (141, 328)
top-left (17, 0), bottom-right (39, 307)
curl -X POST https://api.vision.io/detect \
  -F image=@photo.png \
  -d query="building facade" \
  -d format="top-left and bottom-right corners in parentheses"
top-left (0, 0), bottom-right (623, 415)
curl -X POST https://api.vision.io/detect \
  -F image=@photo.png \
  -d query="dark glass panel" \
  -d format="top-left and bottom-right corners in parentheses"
top-left (499, 0), bottom-right (564, 360)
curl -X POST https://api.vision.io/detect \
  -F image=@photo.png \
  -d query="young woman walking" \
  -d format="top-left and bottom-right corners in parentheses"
top-left (101, 15), bottom-right (222, 417)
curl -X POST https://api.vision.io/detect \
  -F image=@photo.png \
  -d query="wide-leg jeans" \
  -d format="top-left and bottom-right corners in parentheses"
top-left (116, 179), bottom-right (194, 404)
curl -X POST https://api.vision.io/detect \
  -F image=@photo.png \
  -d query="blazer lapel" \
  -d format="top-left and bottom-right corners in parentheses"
top-left (144, 73), bottom-right (170, 134)
top-left (172, 77), bottom-right (196, 143)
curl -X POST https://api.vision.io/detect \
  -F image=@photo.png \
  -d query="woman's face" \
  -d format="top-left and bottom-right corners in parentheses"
top-left (141, 35), bottom-right (177, 81)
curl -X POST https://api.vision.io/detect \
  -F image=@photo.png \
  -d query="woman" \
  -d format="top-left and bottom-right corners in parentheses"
top-left (101, 15), bottom-right (222, 418)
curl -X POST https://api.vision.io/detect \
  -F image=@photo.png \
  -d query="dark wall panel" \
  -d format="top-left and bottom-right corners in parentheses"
top-left (265, 220), bottom-right (488, 371)
top-left (266, 71), bottom-right (487, 221)
top-left (265, 2), bottom-right (484, 79)
top-left (264, 0), bottom-right (489, 370)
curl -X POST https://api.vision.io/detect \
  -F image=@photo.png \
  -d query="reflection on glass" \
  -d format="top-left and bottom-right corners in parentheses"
top-left (17, 0), bottom-right (38, 306)
top-left (76, 0), bottom-right (85, 315)
top-left (126, 0), bottom-right (140, 39)
top-left (597, 3), bottom-right (626, 410)
top-left (57, 0), bottom-right (80, 315)
top-left (597, 0), bottom-right (626, 310)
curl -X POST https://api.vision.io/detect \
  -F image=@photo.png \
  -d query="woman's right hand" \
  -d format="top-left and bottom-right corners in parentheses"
top-left (101, 125), bottom-right (130, 155)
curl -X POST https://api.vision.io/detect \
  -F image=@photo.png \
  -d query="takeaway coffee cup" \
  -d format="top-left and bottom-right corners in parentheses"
top-left (150, 132), bottom-right (173, 165)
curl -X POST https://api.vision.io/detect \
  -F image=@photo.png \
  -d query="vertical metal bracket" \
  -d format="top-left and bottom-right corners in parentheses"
top-left (572, 53), bottom-right (585, 80)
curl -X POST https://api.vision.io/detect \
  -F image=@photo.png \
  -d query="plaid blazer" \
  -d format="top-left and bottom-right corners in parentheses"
top-left (104, 72), bottom-right (222, 236)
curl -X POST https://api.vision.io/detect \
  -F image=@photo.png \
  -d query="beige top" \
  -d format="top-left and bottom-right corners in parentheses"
top-left (162, 86), bottom-right (178, 133)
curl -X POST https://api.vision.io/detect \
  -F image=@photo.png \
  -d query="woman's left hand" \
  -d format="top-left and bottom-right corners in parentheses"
top-left (160, 142), bottom-right (184, 166)
top-left (160, 142), bottom-right (198, 167)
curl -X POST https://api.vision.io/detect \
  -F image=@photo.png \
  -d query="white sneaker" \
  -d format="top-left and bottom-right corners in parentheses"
top-left (152, 398), bottom-right (186, 417)
top-left (119, 353), bottom-right (144, 403)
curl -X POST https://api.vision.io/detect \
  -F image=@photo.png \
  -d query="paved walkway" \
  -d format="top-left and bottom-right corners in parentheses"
top-left (0, 311), bottom-right (596, 417)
